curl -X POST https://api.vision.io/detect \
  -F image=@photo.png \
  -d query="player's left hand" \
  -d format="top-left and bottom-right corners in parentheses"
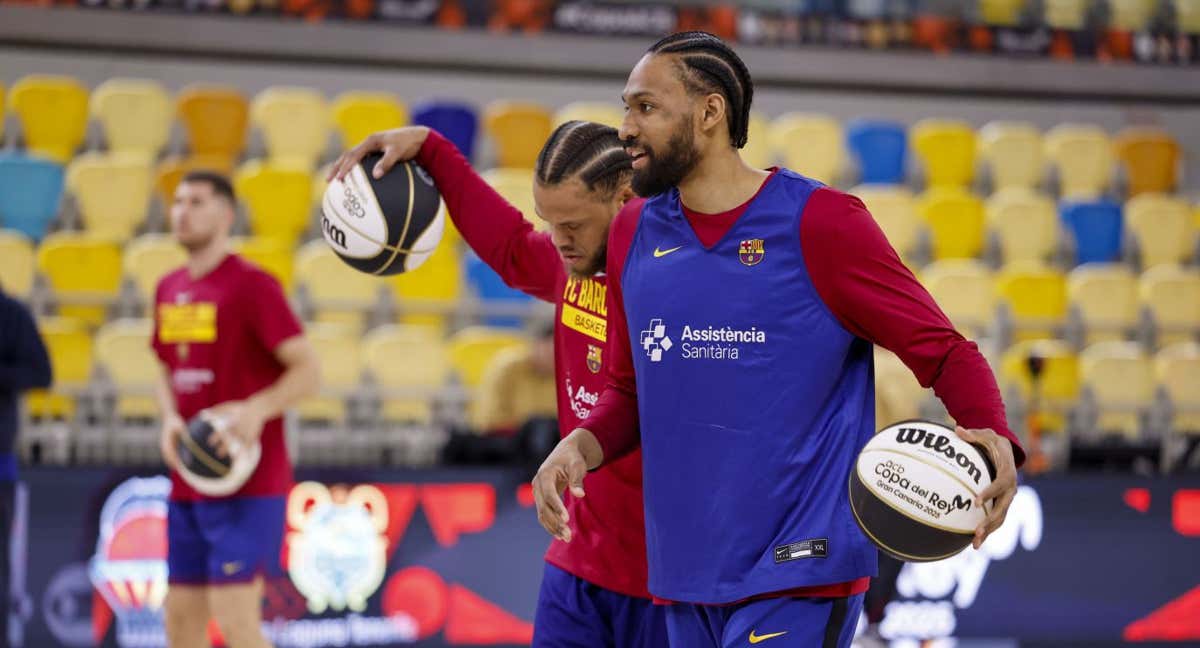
top-left (954, 425), bottom-right (1018, 550)
top-left (206, 400), bottom-right (268, 458)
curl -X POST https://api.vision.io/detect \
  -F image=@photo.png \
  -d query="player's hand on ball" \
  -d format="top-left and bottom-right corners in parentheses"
top-left (955, 425), bottom-right (1018, 550)
top-left (206, 400), bottom-right (267, 458)
top-left (159, 412), bottom-right (186, 471)
top-left (531, 430), bottom-right (599, 543)
top-left (328, 126), bottom-right (432, 182)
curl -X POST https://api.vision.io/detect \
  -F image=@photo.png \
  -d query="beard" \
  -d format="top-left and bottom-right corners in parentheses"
top-left (630, 117), bottom-right (700, 198)
top-left (567, 239), bottom-right (607, 279)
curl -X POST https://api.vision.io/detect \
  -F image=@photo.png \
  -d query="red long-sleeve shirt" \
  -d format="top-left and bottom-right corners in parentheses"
top-left (415, 130), bottom-right (652, 599)
top-left (582, 173), bottom-right (1023, 602)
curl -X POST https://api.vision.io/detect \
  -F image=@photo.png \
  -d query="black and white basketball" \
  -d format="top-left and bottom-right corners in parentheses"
top-left (176, 412), bottom-right (261, 497)
top-left (849, 420), bottom-right (995, 562)
top-left (320, 153), bottom-right (445, 275)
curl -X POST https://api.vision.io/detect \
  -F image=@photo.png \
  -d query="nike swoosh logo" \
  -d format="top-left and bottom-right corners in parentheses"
top-left (653, 245), bottom-right (684, 258)
top-left (749, 630), bottom-right (788, 644)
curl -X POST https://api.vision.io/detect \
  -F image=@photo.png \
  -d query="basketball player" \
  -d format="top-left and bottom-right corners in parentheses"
top-left (531, 32), bottom-right (1025, 647)
top-left (328, 122), bottom-right (667, 647)
top-left (153, 171), bottom-right (320, 648)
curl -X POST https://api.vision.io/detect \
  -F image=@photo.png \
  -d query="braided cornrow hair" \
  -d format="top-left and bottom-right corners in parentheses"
top-left (647, 30), bottom-right (754, 149)
top-left (535, 120), bottom-right (633, 199)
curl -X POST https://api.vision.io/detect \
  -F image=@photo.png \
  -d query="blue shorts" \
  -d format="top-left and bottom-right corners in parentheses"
top-left (167, 496), bottom-right (286, 585)
top-left (533, 562), bottom-right (668, 648)
top-left (666, 593), bottom-right (864, 648)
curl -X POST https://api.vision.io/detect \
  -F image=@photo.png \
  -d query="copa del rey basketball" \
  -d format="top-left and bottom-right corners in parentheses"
top-left (893, 425), bottom-right (986, 486)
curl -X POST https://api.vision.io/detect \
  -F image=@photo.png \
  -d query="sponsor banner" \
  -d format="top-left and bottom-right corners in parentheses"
top-left (12, 468), bottom-right (1200, 646)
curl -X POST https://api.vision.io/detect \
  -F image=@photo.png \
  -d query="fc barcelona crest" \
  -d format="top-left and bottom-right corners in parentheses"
top-left (739, 239), bottom-right (765, 266)
top-left (586, 344), bottom-right (603, 374)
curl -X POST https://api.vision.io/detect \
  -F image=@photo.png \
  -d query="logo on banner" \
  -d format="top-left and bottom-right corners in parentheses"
top-left (286, 482), bottom-right (389, 615)
top-left (738, 238), bottom-right (765, 266)
top-left (88, 476), bottom-right (171, 648)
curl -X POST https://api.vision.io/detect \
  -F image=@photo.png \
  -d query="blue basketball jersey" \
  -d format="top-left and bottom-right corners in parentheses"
top-left (622, 170), bottom-right (878, 603)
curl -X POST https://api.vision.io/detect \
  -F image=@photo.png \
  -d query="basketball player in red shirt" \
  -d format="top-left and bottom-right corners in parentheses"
top-left (153, 171), bottom-right (320, 648)
top-left (329, 122), bottom-right (667, 646)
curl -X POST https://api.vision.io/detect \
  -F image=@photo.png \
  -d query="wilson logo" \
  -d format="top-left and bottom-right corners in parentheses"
top-left (895, 427), bottom-right (985, 485)
top-left (322, 216), bottom-right (347, 249)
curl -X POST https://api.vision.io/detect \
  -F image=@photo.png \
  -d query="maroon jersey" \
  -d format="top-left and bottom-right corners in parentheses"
top-left (151, 254), bottom-right (303, 502)
top-left (417, 131), bottom-right (651, 599)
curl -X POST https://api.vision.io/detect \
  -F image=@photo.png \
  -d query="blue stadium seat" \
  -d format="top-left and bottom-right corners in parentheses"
top-left (411, 101), bottom-right (479, 162)
top-left (846, 119), bottom-right (907, 184)
top-left (465, 251), bottom-right (532, 329)
top-left (1060, 199), bottom-right (1123, 265)
top-left (0, 154), bottom-right (64, 242)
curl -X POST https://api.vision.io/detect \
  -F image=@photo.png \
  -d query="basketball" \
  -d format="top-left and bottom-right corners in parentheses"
top-left (849, 420), bottom-right (994, 562)
top-left (320, 152), bottom-right (445, 275)
top-left (175, 412), bottom-right (261, 497)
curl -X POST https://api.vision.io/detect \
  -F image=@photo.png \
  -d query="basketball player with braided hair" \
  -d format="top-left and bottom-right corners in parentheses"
top-left (531, 31), bottom-right (1026, 647)
top-left (329, 122), bottom-right (667, 647)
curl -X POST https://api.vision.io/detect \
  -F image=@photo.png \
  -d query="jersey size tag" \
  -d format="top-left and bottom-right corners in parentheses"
top-left (774, 538), bottom-right (828, 563)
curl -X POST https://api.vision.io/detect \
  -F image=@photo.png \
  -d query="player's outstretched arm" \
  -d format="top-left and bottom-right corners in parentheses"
top-left (329, 127), bottom-right (563, 302)
top-left (154, 364), bottom-right (185, 471)
top-left (531, 427), bottom-right (604, 542)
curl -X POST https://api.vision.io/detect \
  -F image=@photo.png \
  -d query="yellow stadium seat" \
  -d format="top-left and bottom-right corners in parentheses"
top-left (1126, 193), bottom-right (1194, 267)
top-left (176, 85), bottom-right (249, 167)
top-left (1067, 264), bottom-right (1138, 343)
top-left (231, 237), bottom-right (295, 293)
top-left (996, 262), bottom-right (1068, 340)
top-left (553, 102), bottom-right (624, 129)
top-left (771, 113), bottom-right (844, 185)
top-left (1045, 124), bottom-right (1113, 199)
top-left (36, 233), bottom-right (122, 327)
top-left (8, 75), bottom-right (89, 163)
top-left (1000, 339), bottom-right (1080, 432)
top-left (389, 235), bottom-right (462, 330)
top-left (482, 167), bottom-right (539, 228)
top-left (1140, 264), bottom-right (1200, 345)
top-left (985, 188), bottom-right (1059, 263)
top-left (95, 318), bottom-right (159, 419)
top-left (920, 260), bottom-right (995, 337)
top-left (66, 153), bottom-right (153, 241)
top-left (978, 121), bottom-right (1043, 191)
top-left (1156, 342), bottom-right (1200, 432)
top-left (1080, 341), bottom-right (1155, 438)
top-left (483, 101), bottom-right (553, 169)
top-left (251, 86), bottom-right (331, 169)
top-left (911, 119), bottom-right (977, 189)
top-left (154, 155), bottom-right (236, 209)
top-left (362, 324), bottom-right (448, 422)
top-left (295, 240), bottom-right (386, 329)
top-left (980, 0), bottom-right (1027, 26)
top-left (233, 160), bottom-right (314, 247)
top-left (298, 323), bottom-right (362, 422)
top-left (1178, 0), bottom-right (1200, 34)
top-left (1044, 0), bottom-right (1089, 29)
top-left (1114, 128), bottom-right (1179, 196)
top-left (447, 326), bottom-right (528, 388)
top-left (874, 347), bottom-right (929, 425)
top-left (27, 317), bottom-right (93, 420)
top-left (1108, 0), bottom-right (1157, 30)
top-left (91, 78), bottom-right (172, 162)
top-left (741, 112), bottom-right (774, 171)
top-left (0, 82), bottom-right (5, 141)
top-left (123, 234), bottom-right (186, 302)
top-left (852, 185), bottom-right (924, 262)
top-left (331, 91), bottom-right (408, 148)
top-left (916, 187), bottom-right (986, 260)
top-left (0, 230), bottom-right (36, 298)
